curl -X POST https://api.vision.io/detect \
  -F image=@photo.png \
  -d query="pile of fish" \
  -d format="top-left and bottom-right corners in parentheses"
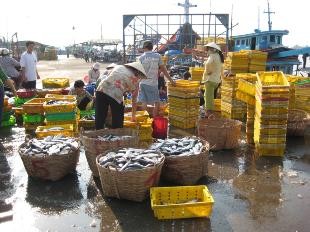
top-left (151, 137), bottom-right (204, 156)
top-left (98, 148), bottom-right (163, 171)
top-left (81, 115), bottom-right (95, 120)
top-left (46, 100), bottom-right (73, 105)
top-left (43, 126), bottom-right (65, 132)
top-left (96, 134), bottom-right (134, 142)
top-left (20, 135), bottom-right (79, 156)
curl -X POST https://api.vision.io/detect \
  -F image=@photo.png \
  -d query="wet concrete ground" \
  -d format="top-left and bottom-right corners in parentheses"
top-left (1, 57), bottom-right (310, 231)
top-left (0, 126), bottom-right (309, 232)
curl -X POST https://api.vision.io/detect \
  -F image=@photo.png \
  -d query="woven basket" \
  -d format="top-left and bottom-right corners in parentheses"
top-left (80, 128), bottom-right (139, 153)
top-left (19, 144), bottom-right (80, 181)
top-left (198, 118), bottom-right (242, 150)
top-left (287, 109), bottom-right (310, 136)
top-left (84, 149), bottom-right (100, 177)
top-left (161, 139), bottom-right (209, 185)
top-left (96, 151), bottom-right (165, 202)
top-left (80, 128), bottom-right (139, 177)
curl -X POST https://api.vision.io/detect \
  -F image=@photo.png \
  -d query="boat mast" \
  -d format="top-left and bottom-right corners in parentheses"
top-left (264, 0), bottom-right (275, 31)
top-left (177, 0), bottom-right (197, 23)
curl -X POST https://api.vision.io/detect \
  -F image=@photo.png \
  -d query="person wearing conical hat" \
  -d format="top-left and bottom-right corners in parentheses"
top-left (202, 42), bottom-right (224, 118)
top-left (88, 62), bottom-right (101, 84)
top-left (95, 61), bottom-right (147, 129)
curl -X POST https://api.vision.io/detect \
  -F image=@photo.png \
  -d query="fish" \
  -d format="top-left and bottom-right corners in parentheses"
top-left (98, 148), bottom-right (162, 171)
top-left (20, 135), bottom-right (79, 157)
top-left (151, 137), bottom-right (204, 156)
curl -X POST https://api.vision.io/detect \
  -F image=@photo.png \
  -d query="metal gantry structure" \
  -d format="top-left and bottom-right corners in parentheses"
top-left (122, 13), bottom-right (229, 63)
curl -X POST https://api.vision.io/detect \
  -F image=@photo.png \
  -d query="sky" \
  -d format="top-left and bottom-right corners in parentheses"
top-left (0, 0), bottom-right (309, 48)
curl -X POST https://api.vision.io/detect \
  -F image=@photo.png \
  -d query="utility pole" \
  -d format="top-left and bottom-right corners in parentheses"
top-left (264, 0), bottom-right (275, 31)
top-left (177, 0), bottom-right (197, 23)
top-left (101, 24), bottom-right (103, 40)
top-left (72, 26), bottom-right (75, 46)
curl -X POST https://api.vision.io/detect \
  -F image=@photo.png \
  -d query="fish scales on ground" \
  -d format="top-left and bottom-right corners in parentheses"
top-left (98, 148), bottom-right (163, 171)
top-left (20, 135), bottom-right (79, 157)
top-left (151, 137), bottom-right (204, 156)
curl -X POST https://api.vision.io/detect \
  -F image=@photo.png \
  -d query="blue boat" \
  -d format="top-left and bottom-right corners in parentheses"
top-left (232, 1), bottom-right (310, 75)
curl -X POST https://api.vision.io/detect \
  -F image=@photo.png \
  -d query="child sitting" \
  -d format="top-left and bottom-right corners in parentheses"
top-left (69, 80), bottom-right (94, 110)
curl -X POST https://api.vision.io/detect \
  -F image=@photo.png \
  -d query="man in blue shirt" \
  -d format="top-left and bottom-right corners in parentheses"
top-left (137, 41), bottom-right (175, 117)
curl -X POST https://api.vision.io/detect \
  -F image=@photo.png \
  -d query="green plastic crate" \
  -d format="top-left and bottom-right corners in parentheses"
top-left (45, 111), bottom-right (77, 121)
top-left (22, 114), bottom-right (45, 123)
top-left (2, 111), bottom-right (13, 121)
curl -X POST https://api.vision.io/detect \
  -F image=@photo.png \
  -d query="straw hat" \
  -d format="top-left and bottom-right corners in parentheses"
top-left (106, 63), bottom-right (117, 69)
top-left (93, 62), bottom-right (100, 69)
top-left (204, 42), bottom-right (221, 51)
top-left (124, 61), bottom-right (147, 78)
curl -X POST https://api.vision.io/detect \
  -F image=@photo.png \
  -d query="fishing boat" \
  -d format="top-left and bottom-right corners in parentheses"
top-left (232, 1), bottom-right (310, 75)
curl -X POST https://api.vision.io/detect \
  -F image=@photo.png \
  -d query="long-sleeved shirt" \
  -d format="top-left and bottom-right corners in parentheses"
top-left (0, 56), bottom-right (20, 78)
top-left (88, 69), bottom-right (100, 83)
top-left (96, 65), bottom-right (140, 104)
top-left (0, 67), bottom-right (8, 88)
top-left (202, 53), bottom-right (223, 83)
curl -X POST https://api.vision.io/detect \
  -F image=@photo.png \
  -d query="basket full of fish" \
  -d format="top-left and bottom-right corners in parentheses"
top-left (151, 137), bottom-right (209, 185)
top-left (19, 135), bottom-right (80, 181)
top-left (80, 128), bottom-right (138, 177)
top-left (96, 148), bottom-right (165, 202)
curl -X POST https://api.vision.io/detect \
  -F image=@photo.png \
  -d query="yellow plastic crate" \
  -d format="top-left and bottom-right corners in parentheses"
top-left (168, 96), bottom-right (200, 107)
top-left (237, 74), bottom-right (257, 96)
top-left (254, 129), bottom-right (287, 144)
top-left (43, 99), bottom-right (77, 113)
top-left (124, 111), bottom-right (149, 122)
top-left (169, 116), bottom-right (197, 129)
top-left (22, 98), bottom-right (46, 114)
top-left (150, 185), bottom-right (214, 220)
top-left (35, 124), bottom-right (74, 138)
top-left (255, 143), bottom-right (286, 157)
top-left (256, 71), bottom-right (289, 91)
top-left (169, 106), bottom-right (199, 118)
top-left (236, 91), bottom-right (256, 105)
top-left (168, 90), bottom-right (199, 98)
top-left (169, 80), bottom-right (200, 88)
top-left (42, 78), bottom-right (70, 88)
top-left (45, 94), bottom-right (76, 100)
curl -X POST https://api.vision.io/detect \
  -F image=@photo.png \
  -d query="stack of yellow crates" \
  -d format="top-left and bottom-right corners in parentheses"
top-left (224, 51), bottom-right (249, 74)
top-left (168, 80), bottom-right (200, 129)
top-left (246, 105), bottom-right (255, 144)
top-left (22, 98), bottom-right (46, 131)
top-left (221, 75), bottom-right (247, 120)
top-left (43, 95), bottom-right (79, 133)
top-left (254, 71), bottom-right (290, 156)
top-left (124, 111), bottom-right (153, 142)
top-left (293, 79), bottom-right (310, 113)
top-left (285, 75), bottom-right (307, 109)
top-left (245, 50), bottom-right (267, 73)
top-left (224, 50), bottom-right (267, 74)
top-left (189, 67), bottom-right (204, 81)
top-left (235, 73), bottom-right (258, 144)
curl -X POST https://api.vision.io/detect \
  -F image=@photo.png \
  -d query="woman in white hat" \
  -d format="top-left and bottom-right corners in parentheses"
top-left (202, 42), bottom-right (224, 118)
top-left (95, 61), bottom-right (147, 129)
top-left (88, 62), bottom-right (101, 84)
top-left (0, 48), bottom-right (21, 88)
top-left (96, 63), bottom-right (117, 87)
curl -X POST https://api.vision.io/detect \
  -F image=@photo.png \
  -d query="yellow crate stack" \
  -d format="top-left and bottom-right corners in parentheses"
top-left (124, 111), bottom-right (153, 142)
top-left (285, 75), bottom-right (307, 109)
top-left (293, 79), bottom-right (310, 113)
top-left (22, 98), bottom-right (46, 131)
top-left (224, 51), bottom-right (249, 74)
top-left (43, 95), bottom-right (79, 134)
top-left (244, 50), bottom-right (267, 73)
top-left (189, 67), bottom-right (204, 81)
top-left (224, 50), bottom-right (267, 74)
top-left (246, 105), bottom-right (255, 144)
top-left (168, 80), bottom-right (200, 129)
top-left (254, 71), bottom-right (290, 156)
top-left (221, 75), bottom-right (246, 120)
